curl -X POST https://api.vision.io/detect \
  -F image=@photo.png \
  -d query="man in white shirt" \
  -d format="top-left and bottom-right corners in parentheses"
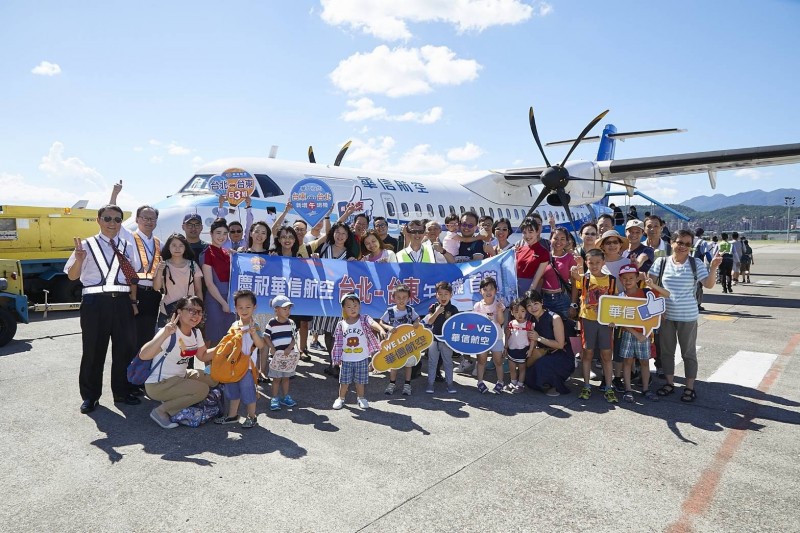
top-left (396, 220), bottom-right (447, 263)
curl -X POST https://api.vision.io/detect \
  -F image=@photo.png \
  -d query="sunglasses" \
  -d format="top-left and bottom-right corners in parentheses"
top-left (229, 229), bottom-right (243, 234)
top-left (407, 228), bottom-right (424, 235)
top-left (674, 241), bottom-right (692, 247)
top-left (460, 222), bottom-right (475, 229)
top-left (374, 223), bottom-right (387, 228)
top-left (582, 232), bottom-right (597, 236)
top-left (181, 308), bottom-right (203, 316)
top-left (102, 216), bottom-right (123, 223)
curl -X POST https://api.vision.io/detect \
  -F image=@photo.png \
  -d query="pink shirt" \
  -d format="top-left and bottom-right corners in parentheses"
top-left (541, 252), bottom-right (577, 291)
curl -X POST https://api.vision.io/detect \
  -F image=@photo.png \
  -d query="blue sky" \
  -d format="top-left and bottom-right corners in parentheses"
top-left (1, 0), bottom-right (799, 211)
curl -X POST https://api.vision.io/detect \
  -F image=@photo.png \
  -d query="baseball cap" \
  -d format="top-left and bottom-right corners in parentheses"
top-left (625, 219), bottom-right (644, 231)
top-left (340, 293), bottom-right (359, 305)
top-left (183, 213), bottom-right (202, 224)
top-left (271, 295), bottom-right (293, 308)
top-left (618, 264), bottom-right (639, 277)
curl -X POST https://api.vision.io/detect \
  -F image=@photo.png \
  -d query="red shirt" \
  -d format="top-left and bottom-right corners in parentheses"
top-left (202, 245), bottom-right (231, 283)
top-left (516, 242), bottom-right (550, 279)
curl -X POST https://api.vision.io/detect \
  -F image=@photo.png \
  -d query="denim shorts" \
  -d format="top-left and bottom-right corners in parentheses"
top-left (340, 358), bottom-right (369, 385)
top-left (223, 373), bottom-right (257, 404)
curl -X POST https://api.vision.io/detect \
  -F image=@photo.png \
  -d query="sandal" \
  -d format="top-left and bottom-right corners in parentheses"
top-left (657, 384), bottom-right (676, 397)
top-left (680, 388), bottom-right (697, 403)
top-left (622, 391), bottom-right (635, 403)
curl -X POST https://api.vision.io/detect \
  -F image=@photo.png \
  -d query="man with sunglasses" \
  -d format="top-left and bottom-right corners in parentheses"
top-left (454, 212), bottom-right (493, 263)
top-left (395, 220), bottom-right (447, 264)
top-left (373, 216), bottom-right (398, 251)
top-left (648, 230), bottom-right (721, 404)
top-left (65, 204), bottom-right (143, 414)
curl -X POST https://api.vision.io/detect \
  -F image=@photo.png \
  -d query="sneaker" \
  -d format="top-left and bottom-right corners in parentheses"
top-left (270, 398), bottom-right (281, 411)
top-left (242, 415), bottom-right (258, 428)
top-left (310, 340), bottom-right (323, 350)
top-left (332, 397), bottom-right (345, 410)
top-left (357, 397), bottom-right (369, 409)
top-left (643, 390), bottom-right (660, 402)
top-left (447, 384), bottom-right (457, 394)
top-left (477, 381), bottom-right (489, 394)
top-left (385, 382), bottom-right (396, 395)
top-left (402, 384), bottom-right (412, 396)
top-left (612, 377), bottom-right (626, 393)
top-left (604, 388), bottom-right (619, 404)
top-left (578, 386), bottom-right (591, 400)
top-left (493, 382), bottom-right (503, 395)
top-left (214, 415), bottom-right (239, 425)
top-left (425, 386), bottom-right (434, 394)
top-left (622, 391), bottom-right (635, 403)
top-left (546, 387), bottom-right (561, 397)
top-left (280, 395), bottom-right (297, 407)
top-left (150, 408), bottom-right (179, 429)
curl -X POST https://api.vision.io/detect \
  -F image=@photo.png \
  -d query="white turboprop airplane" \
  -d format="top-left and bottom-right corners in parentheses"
top-left (130, 109), bottom-right (800, 242)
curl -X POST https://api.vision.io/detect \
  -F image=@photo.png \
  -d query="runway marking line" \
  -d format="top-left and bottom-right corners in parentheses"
top-left (665, 333), bottom-right (800, 533)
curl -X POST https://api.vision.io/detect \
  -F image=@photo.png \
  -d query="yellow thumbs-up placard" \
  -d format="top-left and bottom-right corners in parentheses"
top-left (372, 323), bottom-right (434, 372)
top-left (597, 293), bottom-right (664, 337)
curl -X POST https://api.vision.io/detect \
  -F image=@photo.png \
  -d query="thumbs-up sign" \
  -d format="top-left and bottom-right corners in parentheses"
top-left (637, 291), bottom-right (665, 320)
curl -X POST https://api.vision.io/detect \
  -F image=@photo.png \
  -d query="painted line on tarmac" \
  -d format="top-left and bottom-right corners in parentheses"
top-left (707, 351), bottom-right (778, 389)
top-left (665, 333), bottom-right (800, 533)
top-left (755, 280), bottom-right (774, 285)
top-left (790, 281), bottom-right (800, 287)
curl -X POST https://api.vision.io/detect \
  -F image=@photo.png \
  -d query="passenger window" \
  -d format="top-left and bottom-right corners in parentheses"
top-left (470, 206), bottom-right (476, 214)
top-left (460, 206), bottom-right (465, 214)
top-left (479, 207), bottom-right (485, 216)
top-left (401, 203), bottom-right (409, 217)
top-left (438, 205), bottom-right (446, 218)
top-left (449, 205), bottom-right (456, 215)
top-left (387, 202), bottom-right (396, 217)
top-left (489, 208), bottom-right (494, 218)
top-left (414, 203), bottom-right (422, 216)
top-left (254, 174), bottom-right (284, 198)
top-left (506, 209), bottom-right (512, 219)
top-left (514, 209), bottom-right (520, 219)
top-left (427, 204), bottom-right (435, 217)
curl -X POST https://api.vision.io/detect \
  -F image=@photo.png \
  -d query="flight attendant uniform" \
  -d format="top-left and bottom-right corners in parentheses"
top-left (65, 234), bottom-right (141, 404)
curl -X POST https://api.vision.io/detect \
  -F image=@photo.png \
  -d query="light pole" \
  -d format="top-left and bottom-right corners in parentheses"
top-left (786, 196), bottom-right (796, 243)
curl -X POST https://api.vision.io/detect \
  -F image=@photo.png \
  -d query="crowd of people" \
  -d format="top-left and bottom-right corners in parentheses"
top-left (67, 185), bottom-right (746, 429)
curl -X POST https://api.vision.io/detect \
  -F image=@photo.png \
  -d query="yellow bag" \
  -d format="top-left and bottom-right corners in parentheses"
top-left (210, 326), bottom-right (255, 384)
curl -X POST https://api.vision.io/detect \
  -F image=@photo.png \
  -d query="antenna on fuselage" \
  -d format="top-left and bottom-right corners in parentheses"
top-left (268, 145), bottom-right (279, 159)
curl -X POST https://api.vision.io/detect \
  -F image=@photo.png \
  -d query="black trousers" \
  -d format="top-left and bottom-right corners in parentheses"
top-left (79, 292), bottom-right (136, 401)
top-left (720, 255), bottom-right (733, 290)
top-left (134, 287), bottom-right (161, 353)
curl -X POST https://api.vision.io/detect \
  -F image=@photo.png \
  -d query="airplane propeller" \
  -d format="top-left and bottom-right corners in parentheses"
top-left (308, 141), bottom-right (352, 167)
top-left (522, 107), bottom-right (634, 238)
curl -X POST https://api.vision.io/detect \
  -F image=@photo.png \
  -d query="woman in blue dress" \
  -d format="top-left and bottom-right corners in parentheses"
top-left (523, 290), bottom-right (575, 396)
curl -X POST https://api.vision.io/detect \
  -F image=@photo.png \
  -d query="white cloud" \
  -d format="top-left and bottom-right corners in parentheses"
top-left (0, 171), bottom-right (140, 210)
top-left (341, 97), bottom-right (442, 124)
top-left (38, 141), bottom-right (104, 189)
top-left (320, 0), bottom-right (541, 41)
top-left (344, 136), bottom-right (473, 175)
top-left (330, 45), bottom-right (481, 97)
top-left (191, 156), bottom-right (204, 168)
top-left (148, 139), bottom-right (162, 146)
top-left (166, 142), bottom-right (191, 156)
top-left (734, 168), bottom-right (770, 180)
top-left (150, 155), bottom-right (163, 164)
top-left (615, 178), bottom-right (679, 201)
top-left (447, 142), bottom-right (484, 161)
top-left (133, 146), bottom-right (143, 152)
top-left (31, 61), bottom-right (61, 76)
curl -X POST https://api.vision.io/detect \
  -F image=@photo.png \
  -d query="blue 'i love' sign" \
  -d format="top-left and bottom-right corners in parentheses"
top-left (435, 311), bottom-right (499, 355)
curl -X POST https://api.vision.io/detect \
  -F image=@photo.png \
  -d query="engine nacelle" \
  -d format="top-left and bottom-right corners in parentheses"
top-left (559, 160), bottom-right (606, 206)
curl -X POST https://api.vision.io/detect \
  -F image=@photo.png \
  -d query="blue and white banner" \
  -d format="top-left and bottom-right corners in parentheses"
top-left (229, 250), bottom-right (518, 318)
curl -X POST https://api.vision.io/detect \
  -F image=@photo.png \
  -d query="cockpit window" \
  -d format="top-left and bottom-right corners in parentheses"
top-left (178, 173), bottom-right (284, 198)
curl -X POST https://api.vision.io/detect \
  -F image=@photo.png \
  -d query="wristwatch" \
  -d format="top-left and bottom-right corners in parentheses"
top-left (537, 336), bottom-right (543, 343)
top-left (130, 300), bottom-right (139, 305)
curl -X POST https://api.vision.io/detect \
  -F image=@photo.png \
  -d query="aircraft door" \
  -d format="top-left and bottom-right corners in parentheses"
top-left (380, 192), bottom-right (400, 232)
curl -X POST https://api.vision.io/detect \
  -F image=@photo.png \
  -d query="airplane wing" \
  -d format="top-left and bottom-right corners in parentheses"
top-left (598, 142), bottom-right (800, 181)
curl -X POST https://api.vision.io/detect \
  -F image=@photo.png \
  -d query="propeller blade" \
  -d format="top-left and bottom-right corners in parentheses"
top-left (556, 188), bottom-right (580, 244)
top-left (334, 140), bottom-right (352, 167)
top-left (559, 109), bottom-right (610, 167)
top-left (524, 187), bottom-right (550, 219)
top-left (529, 107), bottom-right (551, 167)
top-left (308, 146), bottom-right (316, 164)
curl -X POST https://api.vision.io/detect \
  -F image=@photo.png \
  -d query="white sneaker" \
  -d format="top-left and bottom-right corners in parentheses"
top-left (332, 397), bottom-right (345, 410)
top-left (402, 383), bottom-right (412, 396)
top-left (385, 382), bottom-right (396, 395)
top-left (150, 408), bottom-right (178, 429)
top-left (357, 397), bottom-right (369, 409)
